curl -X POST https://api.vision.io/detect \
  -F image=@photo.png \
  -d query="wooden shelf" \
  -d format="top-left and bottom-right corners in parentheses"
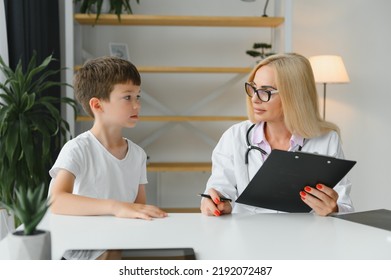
top-left (77, 115), bottom-right (247, 122)
top-left (74, 14), bottom-right (284, 27)
top-left (74, 65), bottom-right (252, 73)
top-left (147, 162), bottom-right (211, 172)
top-left (161, 208), bottom-right (200, 213)
top-left (137, 66), bottom-right (252, 73)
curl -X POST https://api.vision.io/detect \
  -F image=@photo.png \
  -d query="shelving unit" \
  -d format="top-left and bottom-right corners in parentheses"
top-left (66, 3), bottom-right (290, 210)
top-left (73, 13), bottom-right (285, 147)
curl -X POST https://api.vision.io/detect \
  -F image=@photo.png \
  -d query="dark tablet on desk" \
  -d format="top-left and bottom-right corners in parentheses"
top-left (62, 248), bottom-right (196, 260)
top-left (333, 209), bottom-right (391, 231)
top-left (120, 248), bottom-right (196, 260)
top-left (236, 149), bottom-right (356, 213)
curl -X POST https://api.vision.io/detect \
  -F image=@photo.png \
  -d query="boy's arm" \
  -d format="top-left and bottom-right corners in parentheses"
top-left (49, 169), bottom-right (116, 216)
top-left (49, 170), bottom-right (167, 219)
top-left (134, 184), bottom-right (146, 204)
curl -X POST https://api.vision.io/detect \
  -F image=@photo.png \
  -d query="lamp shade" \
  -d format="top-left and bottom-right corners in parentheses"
top-left (309, 55), bottom-right (350, 84)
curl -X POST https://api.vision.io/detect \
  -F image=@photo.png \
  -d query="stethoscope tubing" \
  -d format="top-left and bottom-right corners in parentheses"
top-left (245, 123), bottom-right (305, 165)
top-left (245, 124), bottom-right (267, 164)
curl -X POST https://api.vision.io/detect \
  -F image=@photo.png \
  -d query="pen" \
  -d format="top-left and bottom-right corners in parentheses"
top-left (198, 193), bottom-right (232, 202)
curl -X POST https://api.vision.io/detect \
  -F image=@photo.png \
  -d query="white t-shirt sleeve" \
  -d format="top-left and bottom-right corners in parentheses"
top-left (49, 139), bottom-right (83, 179)
top-left (139, 147), bottom-right (148, 185)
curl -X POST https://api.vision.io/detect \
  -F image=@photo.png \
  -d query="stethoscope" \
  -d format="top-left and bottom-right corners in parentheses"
top-left (245, 123), bottom-right (305, 164)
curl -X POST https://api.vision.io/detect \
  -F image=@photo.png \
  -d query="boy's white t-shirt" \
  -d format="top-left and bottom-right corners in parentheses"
top-left (49, 130), bottom-right (148, 260)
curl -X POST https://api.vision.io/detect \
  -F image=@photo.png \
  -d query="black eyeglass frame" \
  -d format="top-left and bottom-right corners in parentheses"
top-left (245, 82), bottom-right (279, 102)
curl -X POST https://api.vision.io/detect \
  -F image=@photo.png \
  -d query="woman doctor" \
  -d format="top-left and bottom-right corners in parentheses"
top-left (200, 53), bottom-right (353, 217)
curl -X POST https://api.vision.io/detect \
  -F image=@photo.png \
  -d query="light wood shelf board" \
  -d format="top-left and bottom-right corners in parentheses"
top-left (77, 115), bottom-right (247, 122)
top-left (74, 14), bottom-right (284, 27)
top-left (74, 65), bottom-right (252, 73)
top-left (147, 162), bottom-right (211, 172)
top-left (137, 66), bottom-right (252, 73)
top-left (161, 208), bottom-right (201, 213)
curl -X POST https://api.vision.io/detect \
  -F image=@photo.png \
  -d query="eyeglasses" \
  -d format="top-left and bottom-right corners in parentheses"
top-left (245, 82), bottom-right (279, 102)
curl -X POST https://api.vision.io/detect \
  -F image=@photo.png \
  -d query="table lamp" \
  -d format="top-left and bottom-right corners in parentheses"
top-left (309, 55), bottom-right (350, 120)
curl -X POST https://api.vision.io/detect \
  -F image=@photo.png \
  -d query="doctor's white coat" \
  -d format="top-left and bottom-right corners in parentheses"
top-left (205, 120), bottom-right (354, 214)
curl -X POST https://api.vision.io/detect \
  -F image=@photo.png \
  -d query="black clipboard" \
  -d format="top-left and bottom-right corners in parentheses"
top-left (236, 149), bottom-right (356, 212)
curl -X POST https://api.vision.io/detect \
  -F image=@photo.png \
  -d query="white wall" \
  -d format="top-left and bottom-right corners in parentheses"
top-left (293, 0), bottom-right (391, 211)
top-left (73, 0), bottom-right (391, 211)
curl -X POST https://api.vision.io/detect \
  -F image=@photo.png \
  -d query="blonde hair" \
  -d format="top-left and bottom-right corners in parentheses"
top-left (246, 53), bottom-right (340, 138)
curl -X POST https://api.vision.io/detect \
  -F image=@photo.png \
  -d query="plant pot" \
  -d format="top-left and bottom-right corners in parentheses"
top-left (0, 209), bottom-right (14, 241)
top-left (7, 230), bottom-right (51, 259)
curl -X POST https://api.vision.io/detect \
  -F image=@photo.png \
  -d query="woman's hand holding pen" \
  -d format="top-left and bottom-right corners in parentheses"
top-left (300, 183), bottom-right (339, 216)
top-left (200, 188), bottom-right (232, 216)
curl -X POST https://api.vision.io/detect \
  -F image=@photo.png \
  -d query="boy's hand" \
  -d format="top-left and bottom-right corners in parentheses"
top-left (113, 202), bottom-right (168, 220)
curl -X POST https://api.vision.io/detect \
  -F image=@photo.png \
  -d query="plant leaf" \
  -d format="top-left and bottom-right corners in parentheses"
top-left (18, 115), bottom-right (35, 176)
top-left (4, 122), bottom-right (19, 163)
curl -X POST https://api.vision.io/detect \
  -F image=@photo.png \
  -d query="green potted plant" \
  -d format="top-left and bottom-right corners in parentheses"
top-left (0, 51), bottom-right (77, 230)
top-left (0, 185), bottom-right (51, 259)
top-left (246, 42), bottom-right (275, 62)
top-left (0, 51), bottom-right (76, 258)
top-left (75, 0), bottom-right (140, 22)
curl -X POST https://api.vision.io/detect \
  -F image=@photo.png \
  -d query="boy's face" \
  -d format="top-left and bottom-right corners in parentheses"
top-left (99, 81), bottom-right (141, 128)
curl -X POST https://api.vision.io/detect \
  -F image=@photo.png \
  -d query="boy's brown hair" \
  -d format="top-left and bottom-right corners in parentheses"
top-left (74, 56), bottom-right (141, 117)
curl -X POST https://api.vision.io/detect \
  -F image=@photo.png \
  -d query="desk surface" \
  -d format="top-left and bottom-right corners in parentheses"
top-left (1, 213), bottom-right (391, 260)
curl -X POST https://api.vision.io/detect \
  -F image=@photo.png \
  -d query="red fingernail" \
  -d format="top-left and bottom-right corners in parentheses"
top-left (304, 186), bottom-right (311, 192)
top-left (300, 191), bottom-right (307, 197)
top-left (214, 210), bottom-right (221, 216)
top-left (213, 198), bottom-right (220, 204)
top-left (316, 184), bottom-right (323, 190)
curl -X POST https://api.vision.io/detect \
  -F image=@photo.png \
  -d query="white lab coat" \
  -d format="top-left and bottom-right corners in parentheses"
top-left (205, 120), bottom-right (354, 214)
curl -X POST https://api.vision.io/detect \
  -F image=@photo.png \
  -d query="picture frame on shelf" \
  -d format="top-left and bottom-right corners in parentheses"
top-left (109, 43), bottom-right (130, 60)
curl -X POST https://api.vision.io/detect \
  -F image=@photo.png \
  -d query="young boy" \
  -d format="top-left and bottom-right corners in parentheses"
top-left (49, 56), bottom-right (167, 259)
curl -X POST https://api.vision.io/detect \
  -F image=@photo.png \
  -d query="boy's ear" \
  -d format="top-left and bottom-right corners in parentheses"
top-left (89, 97), bottom-right (102, 112)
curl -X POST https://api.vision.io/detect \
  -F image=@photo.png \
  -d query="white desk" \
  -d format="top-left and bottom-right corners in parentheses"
top-left (1, 213), bottom-right (391, 260)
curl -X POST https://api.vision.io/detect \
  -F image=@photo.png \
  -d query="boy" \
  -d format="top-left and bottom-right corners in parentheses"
top-left (49, 56), bottom-right (167, 259)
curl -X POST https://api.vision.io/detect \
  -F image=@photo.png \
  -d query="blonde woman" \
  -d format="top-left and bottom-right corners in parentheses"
top-left (200, 53), bottom-right (353, 217)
